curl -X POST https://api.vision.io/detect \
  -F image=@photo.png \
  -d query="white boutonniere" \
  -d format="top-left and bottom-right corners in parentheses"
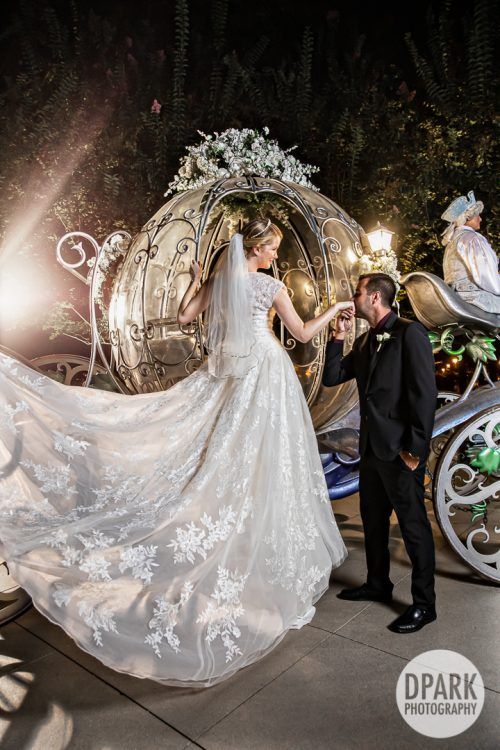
top-left (376, 331), bottom-right (392, 352)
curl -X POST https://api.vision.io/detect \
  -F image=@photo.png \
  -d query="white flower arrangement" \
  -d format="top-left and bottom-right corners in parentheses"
top-left (165, 127), bottom-right (320, 195)
top-left (368, 248), bottom-right (401, 285)
top-left (357, 249), bottom-right (401, 285)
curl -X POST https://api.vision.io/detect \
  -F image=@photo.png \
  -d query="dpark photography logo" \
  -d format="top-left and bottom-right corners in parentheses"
top-left (396, 649), bottom-right (485, 738)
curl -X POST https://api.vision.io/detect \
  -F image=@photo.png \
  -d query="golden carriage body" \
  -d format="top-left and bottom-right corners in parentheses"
top-left (106, 176), bottom-right (364, 431)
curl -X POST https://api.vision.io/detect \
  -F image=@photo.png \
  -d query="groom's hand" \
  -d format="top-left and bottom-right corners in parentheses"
top-left (399, 449), bottom-right (420, 471)
top-left (332, 315), bottom-right (351, 339)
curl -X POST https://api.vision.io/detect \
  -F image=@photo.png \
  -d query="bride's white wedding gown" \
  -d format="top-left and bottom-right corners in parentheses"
top-left (0, 272), bottom-right (347, 687)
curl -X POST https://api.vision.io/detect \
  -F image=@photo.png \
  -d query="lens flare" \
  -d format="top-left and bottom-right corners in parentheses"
top-left (0, 265), bottom-right (45, 330)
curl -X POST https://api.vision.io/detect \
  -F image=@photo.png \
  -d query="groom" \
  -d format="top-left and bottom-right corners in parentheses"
top-left (323, 273), bottom-right (438, 633)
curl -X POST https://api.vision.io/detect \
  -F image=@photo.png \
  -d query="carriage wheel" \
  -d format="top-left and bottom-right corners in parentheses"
top-left (0, 561), bottom-right (32, 627)
top-left (433, 406), bottom-right (500, 583)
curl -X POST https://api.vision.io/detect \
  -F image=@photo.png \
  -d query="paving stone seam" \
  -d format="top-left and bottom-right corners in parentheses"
top-left (331, 632), bottom-right (500, 696)
top-left (308, 602), bottom-right (374, 635)
top-left (0, 651), bottom-right (53, 679)
top-left (332, 631), bottom-right (431, 665)
top-left (195, 631), bottom-right (334, 742)
top-left (12, 621), bottom-right (207, 749)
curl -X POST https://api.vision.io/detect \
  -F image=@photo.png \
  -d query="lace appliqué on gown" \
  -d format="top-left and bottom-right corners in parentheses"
top-left (0, 272), bottom-right (347, 687)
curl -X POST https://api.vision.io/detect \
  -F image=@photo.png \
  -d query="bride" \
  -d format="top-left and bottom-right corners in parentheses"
top-left (0, 218), bottom-right (354, 687)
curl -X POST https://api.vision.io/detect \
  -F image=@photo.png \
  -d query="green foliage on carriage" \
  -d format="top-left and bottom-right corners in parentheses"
top-left (427, 325), bottom-right (497, 363)
top-left (470, 446), bottom-right (500, 475)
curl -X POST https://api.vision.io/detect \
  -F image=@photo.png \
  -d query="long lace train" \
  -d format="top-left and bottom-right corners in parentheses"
top-left (0, 272), bottom-right (347, 686)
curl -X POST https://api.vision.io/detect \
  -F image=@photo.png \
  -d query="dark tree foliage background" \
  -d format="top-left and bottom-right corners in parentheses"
top-left (0, 0), bottom-right (498, 355)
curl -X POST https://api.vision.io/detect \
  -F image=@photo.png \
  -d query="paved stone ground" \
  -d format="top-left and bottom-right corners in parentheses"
top-left (0, 494), bottom-right (498, 750)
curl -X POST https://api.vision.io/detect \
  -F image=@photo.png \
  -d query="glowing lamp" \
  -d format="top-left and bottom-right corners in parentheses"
top-left (366, 222), bottom-right (395, 255)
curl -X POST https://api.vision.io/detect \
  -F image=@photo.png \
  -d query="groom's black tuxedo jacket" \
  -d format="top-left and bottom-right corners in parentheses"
top-left (322, 312), bottom-right (438, 461)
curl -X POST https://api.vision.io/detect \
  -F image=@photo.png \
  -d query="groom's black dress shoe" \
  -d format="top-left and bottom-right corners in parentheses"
top-left (337, 583), bottom-right (393, 603)
top-left (388, 605), bottom-right (437, 634)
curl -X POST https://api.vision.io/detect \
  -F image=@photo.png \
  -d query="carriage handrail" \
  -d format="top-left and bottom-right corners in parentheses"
top-left (432, 382), bottom-right (500, 437)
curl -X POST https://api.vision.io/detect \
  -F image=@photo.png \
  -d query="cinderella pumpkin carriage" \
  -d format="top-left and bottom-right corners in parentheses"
top-left (1, 172), bottom-right (499, 625)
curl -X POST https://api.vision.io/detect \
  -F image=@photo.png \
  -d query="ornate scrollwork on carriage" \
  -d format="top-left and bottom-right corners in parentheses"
top-left (403, 270), bottom-right (500, 583)
top-left (88, 176), bottom-right (366, 430)
top-left (433, 406), bottom-right (500, 582)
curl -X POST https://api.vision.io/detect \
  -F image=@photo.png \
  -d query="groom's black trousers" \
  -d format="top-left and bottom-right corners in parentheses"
top-left (359, 441), bottom-right (436, 608)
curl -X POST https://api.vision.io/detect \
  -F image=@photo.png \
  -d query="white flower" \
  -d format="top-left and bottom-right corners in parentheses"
top-left (53, 585), bottom-right (73, 608)
top-left (119, 544), bottom-right (159, 585)
top-left (167, 505), bottom-right (242, 564)
top-left (196, 566), bottom-right (248, 662)
top-left (165, 127), bottom-right (320, 195)
top-left (77, 600), bottom-right (118, 646)
top-left (21, 460), bottom-right (76, 495)
top-left (53, 431), bottom-right (91, 460)
top-left (376, 332), bottom-right (392, 352)
top-left (359, 248), bottom-right (401, 285)
top-left (79, 554), bottom-right (112, 581)
top-left (145, 582), bottom-right (193, 656)
top-left (167, 521), bottom-right (206, 564)
top-left (0, 401), bottom-right (29, 436)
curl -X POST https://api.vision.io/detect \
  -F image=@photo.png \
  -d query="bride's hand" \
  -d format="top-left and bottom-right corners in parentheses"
top-left (333, 301), bottom-right (355, 316)
top-left (190, 260), bottom-right (203, 283)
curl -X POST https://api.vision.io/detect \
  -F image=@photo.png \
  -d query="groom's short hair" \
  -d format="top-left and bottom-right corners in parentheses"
top-left (358, 273), bottom-right (397, 308)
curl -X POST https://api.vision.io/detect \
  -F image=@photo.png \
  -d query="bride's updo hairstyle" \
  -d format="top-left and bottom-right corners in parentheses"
top-left (242, 218), bottom-right (283, 256)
